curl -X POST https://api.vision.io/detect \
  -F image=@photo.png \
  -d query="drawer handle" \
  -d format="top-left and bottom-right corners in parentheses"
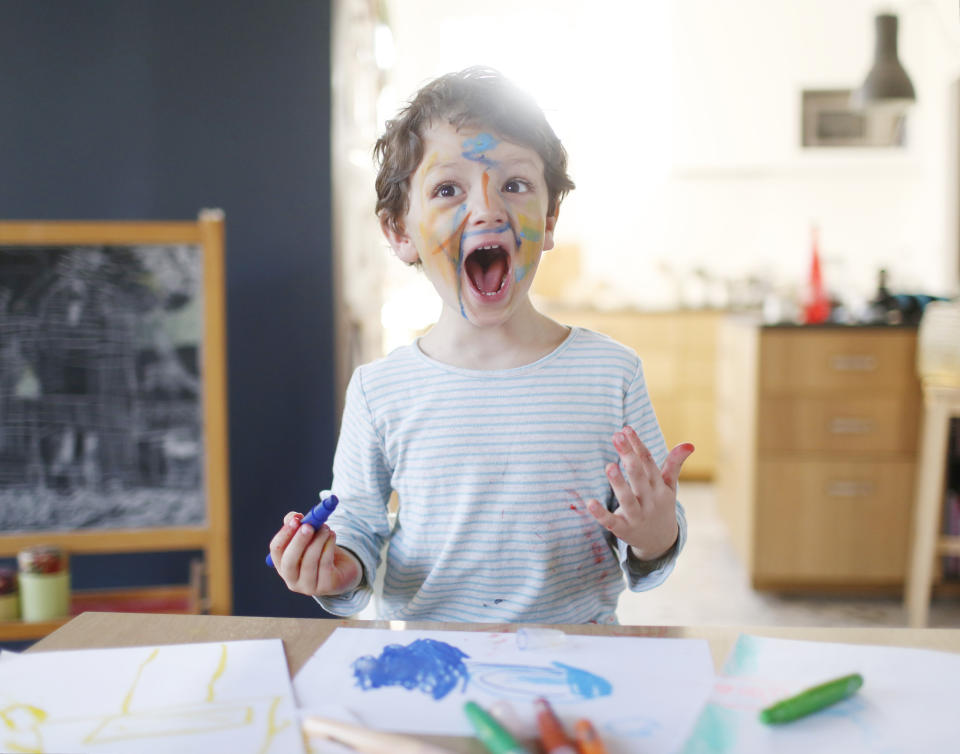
top-left (828, 417), bottom-right (875, 435)
top-left (826, 480), bottom-right (875, 498)
top-left (829, 354), bottom-right (878, 372)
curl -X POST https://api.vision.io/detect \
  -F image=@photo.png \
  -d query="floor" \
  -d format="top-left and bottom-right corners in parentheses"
top-left (616, 482), bottom-right (960, 628)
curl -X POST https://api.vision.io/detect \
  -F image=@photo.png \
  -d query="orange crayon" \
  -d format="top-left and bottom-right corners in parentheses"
top-left (533, 698), bottom-right (576, 754)
top-left (573, 718), bottom-right (607, 754)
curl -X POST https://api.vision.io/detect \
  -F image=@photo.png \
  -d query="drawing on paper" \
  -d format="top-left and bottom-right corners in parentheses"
top-left (0, 244), bottom-right (205, 531)
top-left (352, 638), bottom-right (470, 699)
top-left (0, 641), bottom-right (302, 754)
top-left (351, 638), bottom-right (613, 702)
top-left (296, 628), bottom-right (716, 753)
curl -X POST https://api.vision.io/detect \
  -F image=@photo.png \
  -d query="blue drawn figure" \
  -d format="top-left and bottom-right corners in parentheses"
top-left (352, 639), bottom-right (470, 700)
top-left (553, 662), bottom-right (613, 699)
top-left (468, 661), bottom-right (613, 704)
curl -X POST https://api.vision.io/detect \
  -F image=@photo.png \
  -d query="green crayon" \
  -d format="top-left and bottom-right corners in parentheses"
top-left (464, 700), bottom-right (530, 754)
top-left (759, 672), bottom-right (864, 725)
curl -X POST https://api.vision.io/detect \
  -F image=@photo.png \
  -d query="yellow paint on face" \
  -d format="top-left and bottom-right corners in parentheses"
top-left (418, 203), bottom-right (471, 289)
top-left (515, 201), bottom-right (546, 281)
top-left (418, 151), bottom-right (439, 181)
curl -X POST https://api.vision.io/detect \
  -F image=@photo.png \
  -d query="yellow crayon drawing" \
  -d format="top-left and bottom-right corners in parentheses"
top-left (0, 642), bottom-right (299, 754)
top-left (0, 702), bottom-right (47, 753)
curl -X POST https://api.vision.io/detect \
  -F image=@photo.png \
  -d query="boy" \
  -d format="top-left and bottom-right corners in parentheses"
top-left (269, 67), bottom-right (692, 623)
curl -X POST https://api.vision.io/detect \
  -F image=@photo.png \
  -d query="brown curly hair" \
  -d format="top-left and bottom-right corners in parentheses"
top-left (374, 67), bottom-right (575, 236)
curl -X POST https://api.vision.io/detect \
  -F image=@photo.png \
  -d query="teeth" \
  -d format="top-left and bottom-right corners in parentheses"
top-left (479, 276), bottom-right (508, 296)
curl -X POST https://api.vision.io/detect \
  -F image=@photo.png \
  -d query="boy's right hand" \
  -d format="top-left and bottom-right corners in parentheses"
top-left (269, 512), bottom-right (363, 597)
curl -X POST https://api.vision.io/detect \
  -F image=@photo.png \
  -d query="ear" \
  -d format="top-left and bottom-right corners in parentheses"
top-left (380, 215), bottom-right (420, 265)
top-left (542, 207), bottom-right (559, 252)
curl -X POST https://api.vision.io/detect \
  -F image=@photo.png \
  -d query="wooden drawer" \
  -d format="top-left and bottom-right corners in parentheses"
top-left (754, 458), bottom-right (915, 585)
top-left (656, 396), bottom-right (716, 479)
top-left (760, 330), bottom-right (917, 393)
top-left (758, 395), bottom-right (919, 454)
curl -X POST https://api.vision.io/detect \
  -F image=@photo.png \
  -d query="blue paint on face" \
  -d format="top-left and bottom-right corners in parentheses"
top-left (461, 222), bottom-right (511, 241)
top-left (352, 639), bottom-right (471, 700)
top-left (452, 204), bottom-right (470, 318)
top-left (461, 132), bottom-right (500, 167)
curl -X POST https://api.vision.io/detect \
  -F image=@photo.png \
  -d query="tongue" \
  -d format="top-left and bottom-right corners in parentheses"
top-left (469, 255), bottom-right (507, 294)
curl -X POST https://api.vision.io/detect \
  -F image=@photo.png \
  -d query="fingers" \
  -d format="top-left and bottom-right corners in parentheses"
top-left (269, 512), bottom-right (304, 569)
top-left (276, 520), bottom-right (313, 577)
top-left (317, 529), bottom-right (338, 572)
top-left (587, 497), bottom-right (628, 538)
top-left (604, 462), bottom-right (637, 511)
top-left (661, 442), bottom-right (695, 489)
top-left (620, 426), bottom-right (660, 480)
top-left (297, 524), bottom-right (333, 592)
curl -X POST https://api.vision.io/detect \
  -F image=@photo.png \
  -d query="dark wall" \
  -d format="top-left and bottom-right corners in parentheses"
top-left (0, 0), bottom-right (337, 618)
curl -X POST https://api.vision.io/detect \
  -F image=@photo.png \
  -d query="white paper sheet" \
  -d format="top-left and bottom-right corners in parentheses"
top-left (681, 633), bottom-right (960, 754)
top-left (0, 639), bottom-right (305, 754)
top-left (294, 627), bottom-right (715, 754)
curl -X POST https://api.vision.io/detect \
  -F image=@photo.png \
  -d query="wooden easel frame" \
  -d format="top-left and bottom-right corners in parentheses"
top-left (0, 211), bottom-right (232, 624)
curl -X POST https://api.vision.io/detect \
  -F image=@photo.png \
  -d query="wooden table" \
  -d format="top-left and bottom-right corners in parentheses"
top-left (27, 612), bottom-right (960, 753)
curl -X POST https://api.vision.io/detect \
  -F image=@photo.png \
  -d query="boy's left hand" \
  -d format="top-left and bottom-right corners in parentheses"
top-left (587, 425), bottom-right (694, 561)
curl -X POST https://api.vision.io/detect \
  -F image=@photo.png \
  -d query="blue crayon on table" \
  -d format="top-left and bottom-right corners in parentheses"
top-left (265, 493), bottom-right (339, 567)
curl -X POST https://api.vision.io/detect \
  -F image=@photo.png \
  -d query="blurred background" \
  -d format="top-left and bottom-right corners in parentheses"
top-left (1, 0), bottom-right (959, 646)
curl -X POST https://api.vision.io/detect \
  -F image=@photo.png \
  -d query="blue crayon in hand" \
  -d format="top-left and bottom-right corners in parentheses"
top-left (265, 493), bottom-right (339, 567)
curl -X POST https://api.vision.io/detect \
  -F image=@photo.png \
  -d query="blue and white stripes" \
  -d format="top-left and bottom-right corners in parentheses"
top-left (316, 327), bottom-right (686, 624)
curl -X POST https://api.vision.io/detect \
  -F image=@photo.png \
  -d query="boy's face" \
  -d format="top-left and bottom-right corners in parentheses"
top-left (382, 122), bottom-right (557, 326)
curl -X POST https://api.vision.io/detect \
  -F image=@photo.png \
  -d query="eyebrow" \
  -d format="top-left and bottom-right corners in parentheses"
top-left (421, 156), bottom-right (540, 179)
top-left (421, 161), bottom-right (461, 178)
top-left (498, 156), bottom-right (540, 172)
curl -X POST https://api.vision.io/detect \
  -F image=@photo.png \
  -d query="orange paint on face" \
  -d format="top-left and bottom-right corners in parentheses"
top-left (420, 213), bottom-right (471, 257)
top-left (481, 171), bottom-right (490, 208)
top-left (417, 210), bottom-right (472, 295)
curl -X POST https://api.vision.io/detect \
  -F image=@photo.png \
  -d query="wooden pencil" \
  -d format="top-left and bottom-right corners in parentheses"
top-left (302, 716), bottom-right (457, 754)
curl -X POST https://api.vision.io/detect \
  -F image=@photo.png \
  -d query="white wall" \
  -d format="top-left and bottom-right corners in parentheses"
top-left (379, 0), bottom-right (959, 331)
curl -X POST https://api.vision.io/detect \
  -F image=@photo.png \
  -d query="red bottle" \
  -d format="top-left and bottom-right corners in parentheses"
top-left (803, 227), bottom-right (830, 324)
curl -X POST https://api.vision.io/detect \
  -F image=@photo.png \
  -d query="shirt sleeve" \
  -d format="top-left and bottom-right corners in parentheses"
top-left (614, 358), bottom-right (688, 592)
top-left (313, 367), bottom-right (393, 616)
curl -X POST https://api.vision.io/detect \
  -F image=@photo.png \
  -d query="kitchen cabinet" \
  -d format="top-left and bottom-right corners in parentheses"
top-left (542, 307), bottom-right (720, 480)
top-left (715, 317), bottom-right (921, 590)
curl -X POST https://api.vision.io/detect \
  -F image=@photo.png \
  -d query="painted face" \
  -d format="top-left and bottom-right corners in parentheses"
top-left (389, 122), bottom-right (556, 326)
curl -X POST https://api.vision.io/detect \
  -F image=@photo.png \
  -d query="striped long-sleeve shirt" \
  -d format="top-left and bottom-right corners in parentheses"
top-left (317, 326), bottom-right (687, 624)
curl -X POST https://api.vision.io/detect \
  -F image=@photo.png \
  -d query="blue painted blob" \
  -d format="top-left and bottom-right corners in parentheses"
top-left (552, 661), bottom-right (613, 699)
top-left (352, 639), bottom-right (471, 700)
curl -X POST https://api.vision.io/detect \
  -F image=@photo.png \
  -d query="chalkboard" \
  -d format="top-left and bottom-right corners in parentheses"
top-left (0, 212), bottom-right (231, 615)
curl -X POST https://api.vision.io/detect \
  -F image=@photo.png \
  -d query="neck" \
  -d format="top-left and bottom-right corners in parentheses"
top-left (419, 300), bottom-right (569, 370)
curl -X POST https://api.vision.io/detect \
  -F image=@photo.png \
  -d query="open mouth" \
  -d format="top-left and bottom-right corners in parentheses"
top-left (464, 244), bottom-right (510, 296)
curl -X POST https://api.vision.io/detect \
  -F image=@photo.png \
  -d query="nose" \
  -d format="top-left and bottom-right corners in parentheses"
top-left (468, 172), bottom-right (508, 227)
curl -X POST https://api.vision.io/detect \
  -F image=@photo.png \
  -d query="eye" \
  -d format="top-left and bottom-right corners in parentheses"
top-left (503, 178), bottom-right (531, 194)
top-left (432, 182), bottom-right (461, 199)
